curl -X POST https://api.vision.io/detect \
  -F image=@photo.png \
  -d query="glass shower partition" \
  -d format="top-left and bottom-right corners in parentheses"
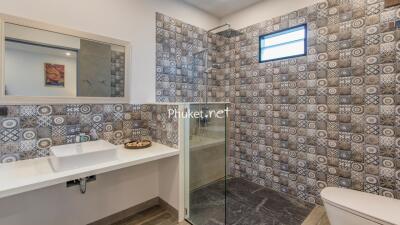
top-left (184, 103), bottom-right (228, 225)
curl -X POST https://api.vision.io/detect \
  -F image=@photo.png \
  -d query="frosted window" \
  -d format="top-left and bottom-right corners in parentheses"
top-left (260, 24), bottom-right (307, 62)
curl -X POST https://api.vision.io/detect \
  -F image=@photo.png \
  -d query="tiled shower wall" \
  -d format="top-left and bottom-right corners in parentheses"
top-left (156, 13), bottom-right (228, 102)
top-left (156, 0), bottom-right (400, 203)
top-left (0, 104), bottom-right (178, 163)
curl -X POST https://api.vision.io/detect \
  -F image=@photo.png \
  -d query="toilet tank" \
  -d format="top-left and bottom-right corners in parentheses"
top-left (321, 187), bottom-right (400, 225)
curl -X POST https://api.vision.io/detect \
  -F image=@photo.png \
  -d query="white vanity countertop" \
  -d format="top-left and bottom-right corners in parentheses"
top-left (0, 142), bottom-right (179, 199)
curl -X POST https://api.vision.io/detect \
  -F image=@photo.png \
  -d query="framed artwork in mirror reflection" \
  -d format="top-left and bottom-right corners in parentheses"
top-left (44, 63), bottom-right (65, 87)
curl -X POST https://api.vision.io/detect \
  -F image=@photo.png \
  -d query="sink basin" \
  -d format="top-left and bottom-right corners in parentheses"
top-left (49, 140), bottom-right (118, 172)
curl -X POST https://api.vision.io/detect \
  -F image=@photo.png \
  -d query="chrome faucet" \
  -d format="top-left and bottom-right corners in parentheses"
top-left (89, 128), bottom-right (99, 141)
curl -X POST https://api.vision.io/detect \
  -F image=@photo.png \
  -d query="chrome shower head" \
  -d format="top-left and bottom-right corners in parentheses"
top-left (194, 48), bottom-right (208, 55)
top-left (215, 28), bottom-right (243, 38)
top-left (208, 24), bottom-right (243, 38)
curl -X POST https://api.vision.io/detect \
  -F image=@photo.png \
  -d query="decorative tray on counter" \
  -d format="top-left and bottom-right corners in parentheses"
top-left (124, 140), bottom-right (152, 150)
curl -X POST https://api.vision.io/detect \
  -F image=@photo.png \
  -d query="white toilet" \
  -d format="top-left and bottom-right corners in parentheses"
top-left (321, 187), bottom-right (400, 225)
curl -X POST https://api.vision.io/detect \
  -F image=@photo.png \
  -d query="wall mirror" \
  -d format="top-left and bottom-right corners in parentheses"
top-left (0, 14), bottom-right (130, 104)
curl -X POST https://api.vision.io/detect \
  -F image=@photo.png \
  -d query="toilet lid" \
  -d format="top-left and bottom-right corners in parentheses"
top-left (321, 187), bottom-right (400, 225)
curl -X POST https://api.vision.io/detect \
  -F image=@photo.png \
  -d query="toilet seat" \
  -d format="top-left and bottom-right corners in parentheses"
top-left (321, 187), bottom-right (400, 225)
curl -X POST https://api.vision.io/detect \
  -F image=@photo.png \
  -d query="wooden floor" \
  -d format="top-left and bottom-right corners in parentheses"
top-left (301, 206), bottom-right (331, 225)
top-left (110, 203), bottom-right (329, 225)
top-left (111, 205), bottom-right (189, 225)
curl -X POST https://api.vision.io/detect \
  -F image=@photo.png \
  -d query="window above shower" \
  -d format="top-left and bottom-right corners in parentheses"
top-left (259, 24), bottom-right (307, 62)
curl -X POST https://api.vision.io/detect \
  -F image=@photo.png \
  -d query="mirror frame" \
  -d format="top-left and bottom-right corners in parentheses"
top-left (0, 13), bottom-right (131, 104)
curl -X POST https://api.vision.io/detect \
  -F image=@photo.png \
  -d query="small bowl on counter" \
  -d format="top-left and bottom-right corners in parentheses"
top-left (124, 140), bottom-right (152, 150)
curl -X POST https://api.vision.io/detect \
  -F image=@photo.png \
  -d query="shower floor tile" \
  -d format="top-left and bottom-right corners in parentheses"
top-left (189, 177), bottom-right (314, 225)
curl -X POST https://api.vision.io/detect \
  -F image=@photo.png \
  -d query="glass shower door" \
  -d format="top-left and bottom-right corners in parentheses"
top-left (184, 103), bottom-right (227, 225)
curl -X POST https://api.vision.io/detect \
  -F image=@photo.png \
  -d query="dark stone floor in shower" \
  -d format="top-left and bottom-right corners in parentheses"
top-left (189, 177), bottom-right (314, 225)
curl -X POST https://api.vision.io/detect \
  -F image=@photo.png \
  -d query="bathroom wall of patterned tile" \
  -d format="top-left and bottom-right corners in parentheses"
top-left (142, 104), bottom-right (179, 149)
top-left (226, 0), bottom-right (400, 203)
top-left (0, 104), bottom-right (179, 163)
top-left (156, 0), bottom-right (400, 203)
top-left (155, 13), bottom-right (229, 102)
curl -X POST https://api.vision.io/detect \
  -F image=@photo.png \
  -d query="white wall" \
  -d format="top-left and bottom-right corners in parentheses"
top-left (158, 156), bottom-right (180, 210)
top-left (0, 162), bottom-right (160, 225)
top-left (0, 0), bottom-right (220, 104)
top-left (221, 0), bottom-right (321, 29)
top-left (5, 45), bottom-right (77, 97)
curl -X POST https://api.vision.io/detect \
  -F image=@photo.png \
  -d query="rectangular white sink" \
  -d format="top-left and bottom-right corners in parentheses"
top-left (49, 140), bottom-right (118, 172)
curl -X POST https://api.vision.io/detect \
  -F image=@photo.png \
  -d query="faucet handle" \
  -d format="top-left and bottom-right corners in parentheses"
top-left (89, 128), bottom-right (99, 141)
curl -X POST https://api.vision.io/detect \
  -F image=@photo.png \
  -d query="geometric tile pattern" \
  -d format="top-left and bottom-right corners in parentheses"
top-left (0, 104), bottom-right (179, 164)
top-left (143, 104), bottom-right (179, 149)
top-left (155, 13), bottom-right (227, 102)
top-left (156, 0), bottom-right (400, 203)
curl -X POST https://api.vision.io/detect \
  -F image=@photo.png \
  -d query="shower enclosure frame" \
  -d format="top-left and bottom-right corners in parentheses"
top-left (178, 23), bottom-right (239, 224)
top-left (180, 102), bottom-right (229, 225)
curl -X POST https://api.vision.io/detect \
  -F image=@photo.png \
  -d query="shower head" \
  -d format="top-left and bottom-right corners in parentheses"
top-left (194, 48), bottom-right (208, 55)
top-left (208, 23), bottom-right (243, 38)
top-left (215, 28), bottom-right (243, 38)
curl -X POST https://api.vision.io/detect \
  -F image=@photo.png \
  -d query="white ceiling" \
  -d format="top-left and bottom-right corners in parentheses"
top-left (182, 0), bottom-right (265, 18)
